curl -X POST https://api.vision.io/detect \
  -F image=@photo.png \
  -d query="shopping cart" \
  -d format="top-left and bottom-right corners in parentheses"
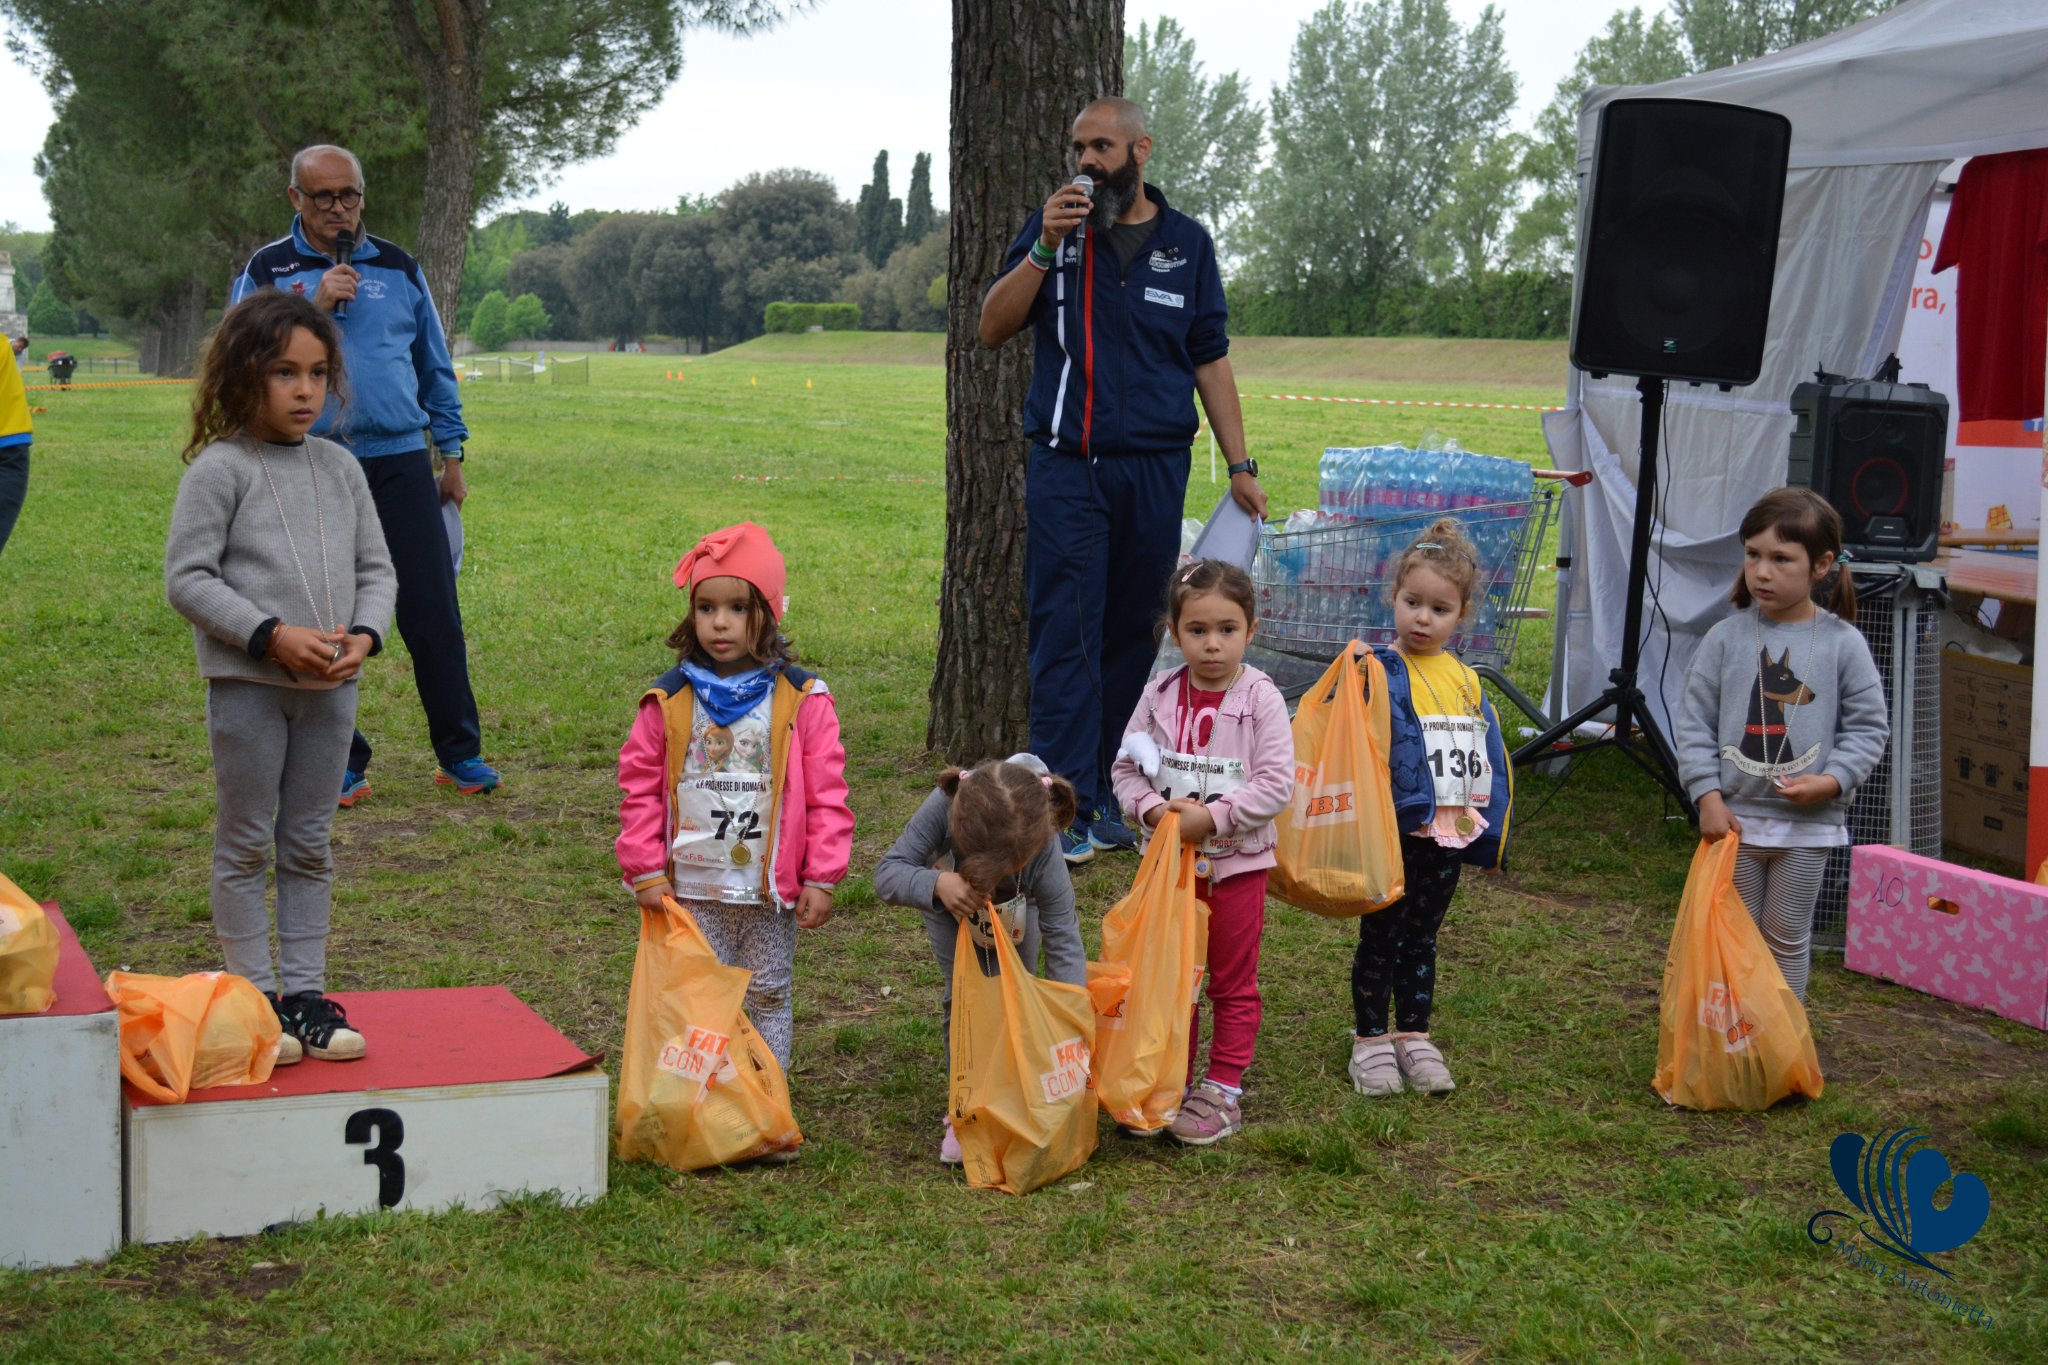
top-left (1251, 470), bottom-right (1573, 726)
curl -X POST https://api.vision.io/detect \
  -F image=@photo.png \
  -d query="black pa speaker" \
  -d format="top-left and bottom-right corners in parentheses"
top-left (1572, 98), bottom-right (1793, 388)
top-left (1788, 378), bottom-right (1948, 562)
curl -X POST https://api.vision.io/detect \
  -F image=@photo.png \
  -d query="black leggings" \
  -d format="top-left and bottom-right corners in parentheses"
top-left (1352, 835), bottom-right (1462, 1036)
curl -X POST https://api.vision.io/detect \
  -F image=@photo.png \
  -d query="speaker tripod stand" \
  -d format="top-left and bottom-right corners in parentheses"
top-left (1513, 374), bottom-right (1695, 817)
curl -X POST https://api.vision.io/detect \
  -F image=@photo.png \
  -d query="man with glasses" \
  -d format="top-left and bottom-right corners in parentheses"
top-left (978, 97), bottom-right (1265, 864)
top-left (231, 144), bottom-right (500, 804)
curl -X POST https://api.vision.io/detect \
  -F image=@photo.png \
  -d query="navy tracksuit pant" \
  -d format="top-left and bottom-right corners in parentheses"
top-left (1025, 444), bottom-right (1190, 818)
top-left (348, 449), bottom-right (482, 773)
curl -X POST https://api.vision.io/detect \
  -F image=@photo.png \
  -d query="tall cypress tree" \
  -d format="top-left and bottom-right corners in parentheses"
top-left (856, 150), bottom-right (902, 267)
top-left (904, 151), bottom-right (936, 243)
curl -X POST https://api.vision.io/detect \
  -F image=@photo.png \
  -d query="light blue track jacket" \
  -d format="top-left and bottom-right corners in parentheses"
top-left (229, 217), bottom-right (468, 458)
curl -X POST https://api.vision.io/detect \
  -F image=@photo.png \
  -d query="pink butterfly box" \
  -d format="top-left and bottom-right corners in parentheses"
top-left (1846, 846), bottom-right (2048, 1030)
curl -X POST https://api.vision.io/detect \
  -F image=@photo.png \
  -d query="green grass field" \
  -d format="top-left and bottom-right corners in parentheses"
top-left (0, 338), bottom-right (2041, 1362)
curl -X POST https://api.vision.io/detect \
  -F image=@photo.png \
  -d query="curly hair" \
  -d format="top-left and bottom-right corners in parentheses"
top-left (184, 291), bottom-right (346, 462)
top-left (1388, 516), bottom-right (1482, 616)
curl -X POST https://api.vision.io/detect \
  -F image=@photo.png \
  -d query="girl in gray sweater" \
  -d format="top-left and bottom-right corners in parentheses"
top-left (1677, 488), bottom-right (1889, 999)
top-left (874, 754), bottom-right (1088, 1165)
top-left (165, 292), bottom-right (395, 1063)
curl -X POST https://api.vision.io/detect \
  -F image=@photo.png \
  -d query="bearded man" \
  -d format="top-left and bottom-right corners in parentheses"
top-left (978, 95), bottom-right (1266, 864)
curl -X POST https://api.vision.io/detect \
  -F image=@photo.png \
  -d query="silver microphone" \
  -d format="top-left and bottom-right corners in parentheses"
top-left (1071, 174), bottom-right (1094, 242)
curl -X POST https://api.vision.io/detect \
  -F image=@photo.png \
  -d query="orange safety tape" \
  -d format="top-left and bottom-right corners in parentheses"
top-left (24, 377), bottom-right (191, 392)
top-left (1246, 391), bottom-right (1564, 413)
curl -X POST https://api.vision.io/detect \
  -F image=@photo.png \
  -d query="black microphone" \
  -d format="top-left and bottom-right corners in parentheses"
top-left (1071, 174), bottom-right (1094, 243)
top-left (332, 229), bottom-right (356, 320)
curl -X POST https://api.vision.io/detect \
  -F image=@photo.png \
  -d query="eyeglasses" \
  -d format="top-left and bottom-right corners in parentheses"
top-left (296, 187), bottom-right (363, 211)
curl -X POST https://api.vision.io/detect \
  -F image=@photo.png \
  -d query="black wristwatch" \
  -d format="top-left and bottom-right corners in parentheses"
top-left (1227, 458), bottom-right (1258, 478)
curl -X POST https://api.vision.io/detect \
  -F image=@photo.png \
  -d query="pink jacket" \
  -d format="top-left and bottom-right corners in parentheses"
top-left (1111, 664), bottom-right (1296, 880)
top-left (615, 668), bottom-right (853, 909)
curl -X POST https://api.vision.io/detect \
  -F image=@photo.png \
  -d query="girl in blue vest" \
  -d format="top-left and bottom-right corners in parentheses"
top-left (615, 522), bottom-right (853, 1078)
top-left (1348, 517), bottom-right (1512, 1098)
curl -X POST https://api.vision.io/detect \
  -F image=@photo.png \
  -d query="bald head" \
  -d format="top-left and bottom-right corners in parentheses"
top-left (1079, 97), bottom-right (1147, 141)
top-left (290, 144), bottom-right (363, 188)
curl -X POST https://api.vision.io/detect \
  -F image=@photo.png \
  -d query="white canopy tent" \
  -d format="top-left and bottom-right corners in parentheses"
top-left (1544, 0), bottom-right (2048, 751)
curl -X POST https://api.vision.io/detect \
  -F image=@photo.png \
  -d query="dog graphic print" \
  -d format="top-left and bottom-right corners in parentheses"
top-left (1723, 647), bottom-right (1823, 780)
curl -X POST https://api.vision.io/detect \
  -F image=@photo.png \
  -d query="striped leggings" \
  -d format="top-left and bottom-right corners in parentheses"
top-left (1730, 845), bottom-right (1829, 1001)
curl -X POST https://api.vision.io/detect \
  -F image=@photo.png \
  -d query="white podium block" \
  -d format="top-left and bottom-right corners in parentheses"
top-left (122, 986), bottom-right (607, 1244)
top-left (0, 904), bottom-right (123, 1270)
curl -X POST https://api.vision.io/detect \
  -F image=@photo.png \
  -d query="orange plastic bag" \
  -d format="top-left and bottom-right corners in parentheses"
top-left (949, 915), bottom-right (1099, 1194)
top-left (0, 872), bottom-right (58, 1015)
top-left (1654, 837), bottom-right (1825, 1111)
top-left (1271, 645), bottom-right (1405, 916)
top-left (106, 971), bottom-right (281, 1102)
top-left (1092, 809), bottom-right (1211, 1133)
top-left (616, 896), bottom-right (802, 1170)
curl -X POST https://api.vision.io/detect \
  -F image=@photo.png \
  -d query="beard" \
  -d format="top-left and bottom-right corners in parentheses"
top-left (1088, 147), bottom-right (1141, 230)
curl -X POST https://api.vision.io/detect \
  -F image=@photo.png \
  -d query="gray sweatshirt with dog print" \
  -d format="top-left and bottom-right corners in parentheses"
top-left (1676, 606), bottom-right (1889, 829)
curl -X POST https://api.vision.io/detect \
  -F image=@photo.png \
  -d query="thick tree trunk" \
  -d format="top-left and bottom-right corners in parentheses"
top-left (142, 275), bottom-right (210, 378)
top-left (930, 0), bottom-right (1122, 761)
top-left (393, 0), bottom-right (486, 329)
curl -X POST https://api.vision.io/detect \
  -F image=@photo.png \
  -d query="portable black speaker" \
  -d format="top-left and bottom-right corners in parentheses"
top-left (1788, 379), bottom-right (1948, 562)
top-left (1572, 98), bottom-right (1793, 388)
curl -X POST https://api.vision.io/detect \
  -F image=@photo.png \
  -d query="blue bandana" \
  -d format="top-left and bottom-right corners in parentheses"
top-left (680, 660), bottom-right (774, 727)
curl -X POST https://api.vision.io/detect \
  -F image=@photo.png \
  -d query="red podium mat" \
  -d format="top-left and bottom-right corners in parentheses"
top-left (0, 901), bottom-right (112, 1019)
top-left (126, 986), bottom-right (602, 1107)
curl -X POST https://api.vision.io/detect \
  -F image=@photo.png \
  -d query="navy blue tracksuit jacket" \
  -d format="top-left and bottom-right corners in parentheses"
top-left (1001, 184), bottom-right (1233, 819)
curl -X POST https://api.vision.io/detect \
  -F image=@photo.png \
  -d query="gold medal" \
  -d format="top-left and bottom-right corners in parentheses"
top-left (1454, 812), bottom-right (1476, 837)
top-left (1194, 855), bottom-right (1212, 880)
top-left (730, 843), bottom-right (752, 866)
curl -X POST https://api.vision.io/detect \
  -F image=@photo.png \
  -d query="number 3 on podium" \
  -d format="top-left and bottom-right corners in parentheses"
top-left (346, 1107), bottom-right (406, 1208)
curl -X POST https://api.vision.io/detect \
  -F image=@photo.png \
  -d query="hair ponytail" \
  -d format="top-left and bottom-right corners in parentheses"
top-left (939, 759), bottom-right (1074, 895)
top-left (1823, 562), bottom-right (1858, 626)
top-left (1730, 487), bottom-right (1857, 625)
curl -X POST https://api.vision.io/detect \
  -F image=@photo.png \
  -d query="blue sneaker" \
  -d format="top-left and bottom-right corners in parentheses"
top-left (435, 757), bottom-right (502, 794)
top-left (1059, 820), bottom-right (1096, 866)
top-left (338, 770), bottom-right (371, 808)
top-left (1089, 807), bottom-right (1139, 852)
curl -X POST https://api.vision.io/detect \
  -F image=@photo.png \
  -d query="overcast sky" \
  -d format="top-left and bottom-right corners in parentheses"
top-left (0, 0), bottom-right (1606, 235)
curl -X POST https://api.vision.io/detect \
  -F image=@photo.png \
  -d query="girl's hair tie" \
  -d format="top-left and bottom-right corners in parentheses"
top-left (1040, 775), bottom-right (1054, 788)
top-left (1413, 540), bottom-right (1443, 550)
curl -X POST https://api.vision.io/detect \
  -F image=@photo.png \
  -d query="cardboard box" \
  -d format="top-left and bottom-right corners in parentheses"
top-left (1847, 845), bottom-right (2048, 1029)
top-left (1942, 651), bottom-right (2031, 866)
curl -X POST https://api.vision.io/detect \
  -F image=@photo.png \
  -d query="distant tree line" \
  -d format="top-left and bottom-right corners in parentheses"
top-left (458, 151), bottom-right (945, 351)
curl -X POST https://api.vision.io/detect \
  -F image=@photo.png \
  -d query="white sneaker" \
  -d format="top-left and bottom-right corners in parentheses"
top-left (1349, 1036), bottom-right (1403, 1096)
top-left (1393, 1034), bottom-right (1456, 1094)
top-left (274, 1030), bottom-right (304, 1067)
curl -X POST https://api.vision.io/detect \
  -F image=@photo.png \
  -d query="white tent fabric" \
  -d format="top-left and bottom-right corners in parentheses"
top-left (1546, 0), bottom-right (2048, 738)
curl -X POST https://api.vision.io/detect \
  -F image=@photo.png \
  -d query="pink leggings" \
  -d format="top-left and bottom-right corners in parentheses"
top-left (1188, 868), bottom-right (1267, 1089)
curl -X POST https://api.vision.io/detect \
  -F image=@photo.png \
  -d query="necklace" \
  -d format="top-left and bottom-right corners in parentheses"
top-left (256, 441), bottom-right (340, 666)
top-left (1750, 607), bottom-right (1819, 770)
top-left (1403, 650), bottom-right (1483, 835)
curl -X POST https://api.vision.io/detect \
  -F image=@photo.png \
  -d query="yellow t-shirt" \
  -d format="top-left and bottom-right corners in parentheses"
top-left (1401, 650), bottom-right (1491, 808)
top-left (0, 343), bottom-right (30, 448)
top-left (1402, 650), bottom-right (1481, 718)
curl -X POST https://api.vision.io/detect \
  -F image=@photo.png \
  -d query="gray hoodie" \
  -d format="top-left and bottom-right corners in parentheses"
top-left (165, 436), bottom-right (395, 688)
top-left (1676, 605), bottom-right (1889, 828)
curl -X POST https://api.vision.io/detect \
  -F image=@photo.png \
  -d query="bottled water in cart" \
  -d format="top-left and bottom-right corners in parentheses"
top-left (1260, 446), bottom-right (1555, 678)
